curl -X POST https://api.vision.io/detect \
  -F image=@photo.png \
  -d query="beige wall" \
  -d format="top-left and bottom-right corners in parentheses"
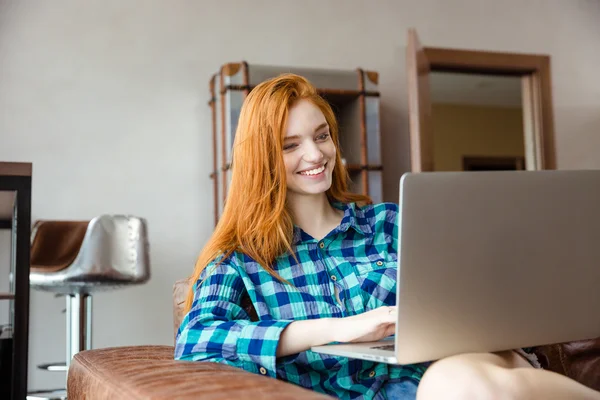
top-left (433, 103), bottom-right (525, 171)
top-left (0, 0), bottom-right (599, 391)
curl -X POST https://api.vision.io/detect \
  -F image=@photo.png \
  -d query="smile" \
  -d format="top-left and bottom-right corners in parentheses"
top-left (298, 164), bottom-right (326, 176)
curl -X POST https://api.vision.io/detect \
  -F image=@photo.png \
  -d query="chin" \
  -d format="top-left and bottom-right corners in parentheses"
top-left (291, 182), bottom-right (332, 196)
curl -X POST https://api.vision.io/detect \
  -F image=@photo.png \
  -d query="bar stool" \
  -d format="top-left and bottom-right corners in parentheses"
top-left (26, 215), bottom-right (151, 400)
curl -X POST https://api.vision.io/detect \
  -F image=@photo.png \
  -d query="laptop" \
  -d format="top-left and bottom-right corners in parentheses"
top-left (311, 170), bottom-right (600, 365)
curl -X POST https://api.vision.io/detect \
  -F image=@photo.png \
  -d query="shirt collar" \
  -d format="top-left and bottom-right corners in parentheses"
top-left (336, 202), bottom-right (372, 236)
top-left (291, 202), bottom-right (371, 245)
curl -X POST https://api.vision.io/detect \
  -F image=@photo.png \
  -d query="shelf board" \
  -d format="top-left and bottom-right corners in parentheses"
top-left (0, 161), bottom-right (32, 177)
top-left (0, 293), bottom-right (15, 300)
top-left (346, 164), bottom-right (383, 173)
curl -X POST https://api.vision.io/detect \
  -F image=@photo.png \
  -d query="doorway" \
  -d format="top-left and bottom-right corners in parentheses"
top-left (406, 29), bottom-right (556, 172)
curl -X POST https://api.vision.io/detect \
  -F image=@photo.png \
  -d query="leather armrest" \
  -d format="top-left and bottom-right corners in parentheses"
top-left (534, 338), bottom-right (600, 392)
top-left (67, 345), bottom-right (332, 399)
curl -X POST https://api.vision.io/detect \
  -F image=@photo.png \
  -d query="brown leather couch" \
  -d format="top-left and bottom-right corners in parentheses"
top-left (67, 279), bottom-right (600, 399)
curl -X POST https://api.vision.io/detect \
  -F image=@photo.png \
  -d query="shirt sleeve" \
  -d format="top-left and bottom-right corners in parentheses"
top-left (174, 258), bottom-right (293, 378)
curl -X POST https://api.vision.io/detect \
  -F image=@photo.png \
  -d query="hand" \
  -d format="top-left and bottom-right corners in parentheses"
top-left (335, 306), bottom-right (396, 343)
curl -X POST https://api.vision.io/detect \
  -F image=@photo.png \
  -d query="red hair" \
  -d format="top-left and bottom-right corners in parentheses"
top-left (185, 73), bottom-right (371, 312)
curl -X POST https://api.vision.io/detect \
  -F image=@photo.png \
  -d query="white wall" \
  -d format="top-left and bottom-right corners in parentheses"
top-left (0, 0), bottom-right (598, 391)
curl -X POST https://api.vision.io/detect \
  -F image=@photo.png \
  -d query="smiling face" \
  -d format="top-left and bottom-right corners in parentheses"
top-left (283, 99), bottom-right (336, 200)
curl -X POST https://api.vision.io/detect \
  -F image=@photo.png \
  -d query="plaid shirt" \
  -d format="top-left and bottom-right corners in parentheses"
top-left (175, 202), bottom-right (429, 399)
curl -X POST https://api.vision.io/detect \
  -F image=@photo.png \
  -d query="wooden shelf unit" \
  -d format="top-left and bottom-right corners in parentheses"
top-left (0, 161), bottom-right (32, 400)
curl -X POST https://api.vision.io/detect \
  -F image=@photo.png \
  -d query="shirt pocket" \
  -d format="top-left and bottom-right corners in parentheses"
top-left (353, 258), bottom-right (397, 306)
top-left (354, 258), bottom-right (394, 276)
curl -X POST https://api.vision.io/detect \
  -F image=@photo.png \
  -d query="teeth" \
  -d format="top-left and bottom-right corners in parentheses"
top-left (300, 165), bottom-right (325, 176)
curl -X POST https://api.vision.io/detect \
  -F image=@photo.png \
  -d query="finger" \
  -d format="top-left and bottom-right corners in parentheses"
top-left (383, 323), bottom-right (396, 337)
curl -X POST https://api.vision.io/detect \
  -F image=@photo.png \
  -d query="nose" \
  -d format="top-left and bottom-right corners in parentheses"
top-left (302, 141), bottom-right (324, 163)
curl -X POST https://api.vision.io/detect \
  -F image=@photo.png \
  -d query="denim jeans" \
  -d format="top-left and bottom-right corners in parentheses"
top-left (382, 378), bottom-right (419, 399)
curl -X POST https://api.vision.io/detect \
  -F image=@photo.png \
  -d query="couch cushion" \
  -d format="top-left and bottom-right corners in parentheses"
top-left (68, 345), bottom-right (331, 400)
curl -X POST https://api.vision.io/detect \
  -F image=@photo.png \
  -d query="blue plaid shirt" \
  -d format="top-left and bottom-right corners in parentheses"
top-left (175, 202), bottom-right (429, 399)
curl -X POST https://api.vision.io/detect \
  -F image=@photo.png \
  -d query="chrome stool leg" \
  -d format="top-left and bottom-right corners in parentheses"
top-left (28, 295), bottom-right (92, 399)
top-left (66, 293), bottom-right (92, 367)
top-left (36, 295), bottom-right (93, 371)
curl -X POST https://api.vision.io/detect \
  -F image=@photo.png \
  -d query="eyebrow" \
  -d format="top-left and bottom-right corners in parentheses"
top-left (284, 122), bottom-right (329, 140)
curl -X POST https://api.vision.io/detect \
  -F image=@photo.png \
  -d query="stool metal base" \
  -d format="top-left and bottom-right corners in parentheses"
top-left (37, 362), bottom-right (67, 372)
top-left (27, 388), bottom-right (67, 400)
top-left (66, 293), bottom-right (92, 366)
top-left (34, 295), bottom-right (90, 399)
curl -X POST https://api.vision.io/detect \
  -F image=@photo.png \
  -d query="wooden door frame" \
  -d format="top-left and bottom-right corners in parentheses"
top-left (413, 44), bottom-right (556, 170)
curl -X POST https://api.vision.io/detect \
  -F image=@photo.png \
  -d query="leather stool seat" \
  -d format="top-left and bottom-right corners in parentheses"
top-left (30, 215), bottom-right (150, 293)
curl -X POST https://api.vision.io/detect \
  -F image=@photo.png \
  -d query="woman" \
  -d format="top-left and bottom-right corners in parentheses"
top-left (175, 74), bottom-right (600, 399)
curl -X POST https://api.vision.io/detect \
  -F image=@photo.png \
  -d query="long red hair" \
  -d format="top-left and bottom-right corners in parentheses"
top-left (184, 73), bottom-right (371, 312)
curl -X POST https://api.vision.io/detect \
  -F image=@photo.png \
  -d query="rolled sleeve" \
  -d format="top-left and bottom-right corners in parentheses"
top-left (237, 319), bottom-right (293, 377)
top-left (174, 258), bottom-right (292, 378)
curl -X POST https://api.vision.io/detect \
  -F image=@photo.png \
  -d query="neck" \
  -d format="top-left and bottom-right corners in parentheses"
top-left (287, 193), bottom-right (343, 240)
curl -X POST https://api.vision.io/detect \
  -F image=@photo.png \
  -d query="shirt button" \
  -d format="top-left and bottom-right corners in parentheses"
top-left (319, 242), bottom-right (325, 249)
top-left (259, 367), bottom-right (267, 375)
top-left (369, 370), bottom-right (376, 378)
top-left (376, 261), bottom-right (384, 266)
top-left (331, 275), bottom-right (337, 281)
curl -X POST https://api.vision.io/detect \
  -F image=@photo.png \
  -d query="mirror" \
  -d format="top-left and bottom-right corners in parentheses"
top-left (430, 72), bottom-right (525, 172)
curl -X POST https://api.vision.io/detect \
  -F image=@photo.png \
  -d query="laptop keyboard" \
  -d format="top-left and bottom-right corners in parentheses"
top-left (371, 344), bottom-right (395, 351)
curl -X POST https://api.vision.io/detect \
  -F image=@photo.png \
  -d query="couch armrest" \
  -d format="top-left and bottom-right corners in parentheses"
top-left (534, 339), bottom-right (600, 392)
top-left (67, 345), bottom-right (332, 400)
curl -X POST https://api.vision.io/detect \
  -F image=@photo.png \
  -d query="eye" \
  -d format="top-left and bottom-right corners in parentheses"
top-left (283, 143), bottom-right (297, 151)
top-left (316, 132), bottom-right (330, 141)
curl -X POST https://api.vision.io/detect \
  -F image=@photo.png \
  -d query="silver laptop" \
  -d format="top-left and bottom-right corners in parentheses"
top-left (312, 170), bottom-right (600, 365)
